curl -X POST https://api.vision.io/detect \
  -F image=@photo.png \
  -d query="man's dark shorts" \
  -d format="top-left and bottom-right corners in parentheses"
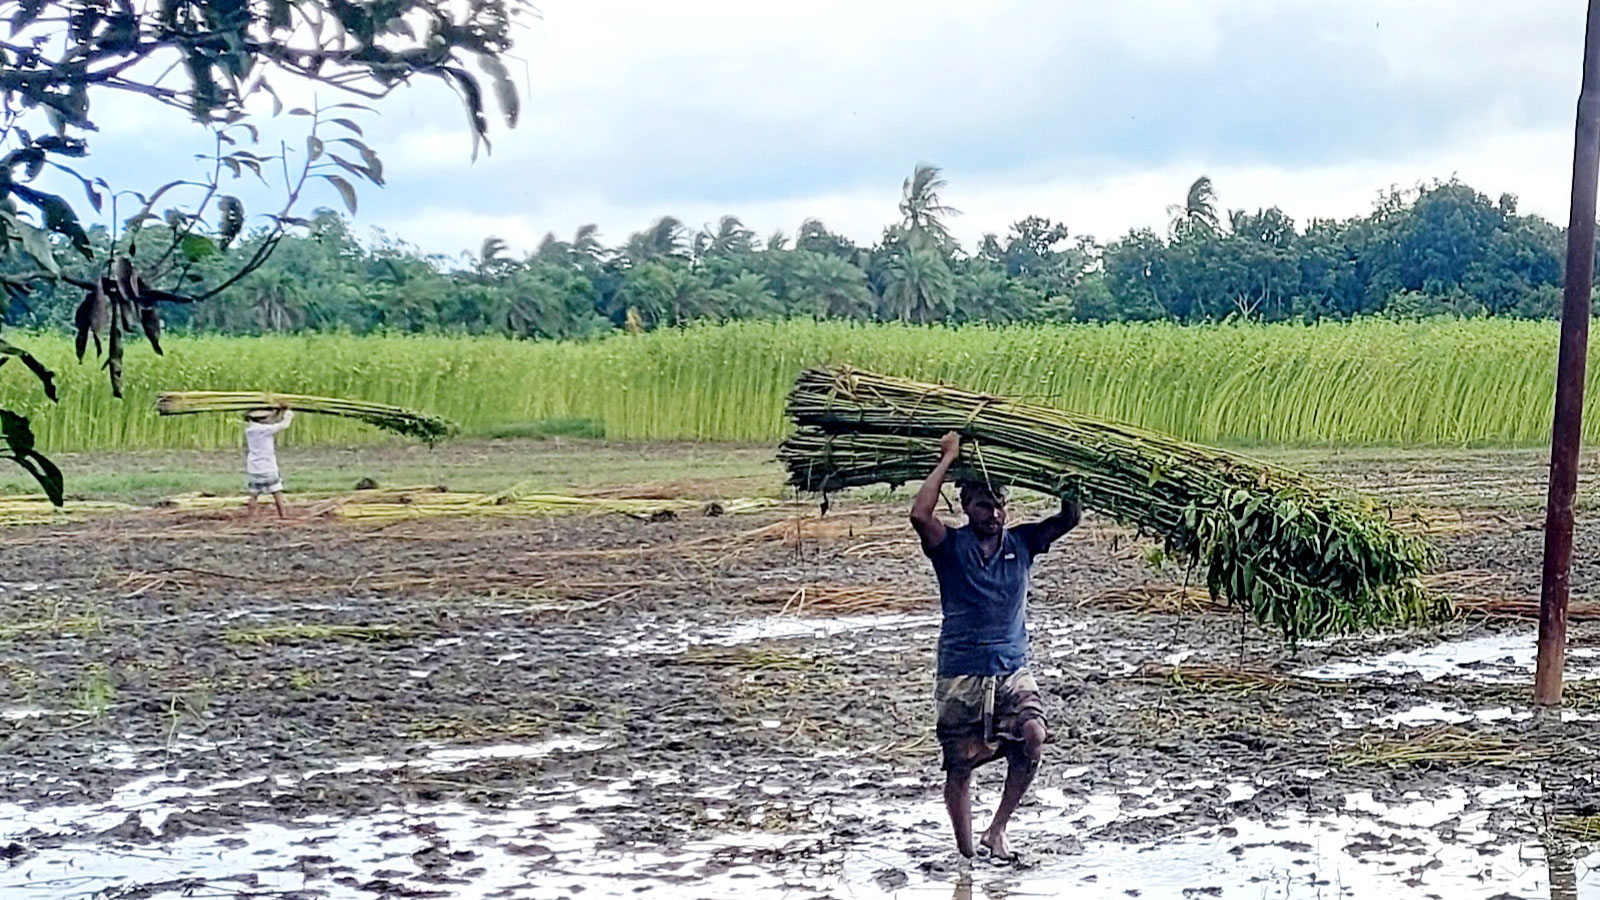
top-left (934, 668), bottom-right (1049, 774)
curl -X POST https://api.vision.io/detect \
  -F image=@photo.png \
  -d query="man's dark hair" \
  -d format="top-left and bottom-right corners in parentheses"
top-left (958, 480), bottom-right (1008, 507)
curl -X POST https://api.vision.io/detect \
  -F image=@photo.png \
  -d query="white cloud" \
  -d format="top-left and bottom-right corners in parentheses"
top-left (41, 0), bottom-right (1599, 260)
top-left (385, 121), bottom-right (1576, 258)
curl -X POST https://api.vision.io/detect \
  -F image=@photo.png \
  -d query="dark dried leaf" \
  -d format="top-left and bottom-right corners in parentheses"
top-left (114, 257), bottom-right (137, 304)
top-left (140, 305), bottom-right (163, 355)
top-left (0, 409), bottom-right (62, 506)
top-left (320, 174), bottom-right (357, 214)
top-left (0, 337), bottom-right (56, 401)
top-left (106, 315), bottom-right (123, 398)
top-left (219, 196), bottom-right (244, 249)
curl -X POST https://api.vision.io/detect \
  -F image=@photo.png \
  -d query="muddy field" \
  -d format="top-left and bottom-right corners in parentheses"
top-left (3, 445), bottom-right (1600, 898)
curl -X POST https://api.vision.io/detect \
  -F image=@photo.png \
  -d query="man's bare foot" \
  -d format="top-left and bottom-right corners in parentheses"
top-left (979, 828), bottom-right (1012, 861)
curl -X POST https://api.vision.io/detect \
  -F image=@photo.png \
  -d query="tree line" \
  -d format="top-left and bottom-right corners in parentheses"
top-left (5, 167), bottom-right (1576, 339)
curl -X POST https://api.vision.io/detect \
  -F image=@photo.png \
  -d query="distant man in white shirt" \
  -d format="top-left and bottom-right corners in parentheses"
top-left (244, 407), bottom-right (294, 519)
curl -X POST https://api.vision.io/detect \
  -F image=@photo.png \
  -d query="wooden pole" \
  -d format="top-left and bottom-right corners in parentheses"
top-left (1535, 0), bottom-right (1600, 706)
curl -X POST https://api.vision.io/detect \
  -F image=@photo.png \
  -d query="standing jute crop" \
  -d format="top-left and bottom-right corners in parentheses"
top-left (778, 366), bottom-right (1445, 644)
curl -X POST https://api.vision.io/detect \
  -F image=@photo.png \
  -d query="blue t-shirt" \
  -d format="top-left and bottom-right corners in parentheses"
top-left (925, 523), bottom-right (1050, 676)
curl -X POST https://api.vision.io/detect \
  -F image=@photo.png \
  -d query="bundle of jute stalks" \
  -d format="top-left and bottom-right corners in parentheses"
top-left (156, 392), bottom-right (457, 444)
top-left (778, 366), bottom-right (1443, 644)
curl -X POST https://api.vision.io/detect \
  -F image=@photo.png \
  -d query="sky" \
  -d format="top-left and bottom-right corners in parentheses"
top-left (53, 0), bottom-right (1596, 259)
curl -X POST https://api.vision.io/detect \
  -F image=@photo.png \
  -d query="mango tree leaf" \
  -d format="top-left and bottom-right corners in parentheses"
top-left (320, 174), bottom-right (357, 214)
top-left (105, 315), bottom-right (123, 397)
top-left (181, 234), bottom-right (217, 262)
top-left (327, 154), bottom-right (375, 185)
top-left (13, 185), bottom-right (91, 257)
top-left (1, 211), bottom-right (60, 275)
top-left (330, 137), bottom-right (383, 185)
top-left (218, 196), bottom-right (244, 248)
top-left (0, 336), bottom-right (56, 401)
top-left (0, 409), bottom-right (62, 506)
top-left (139, 305), bottom-right (163, 355)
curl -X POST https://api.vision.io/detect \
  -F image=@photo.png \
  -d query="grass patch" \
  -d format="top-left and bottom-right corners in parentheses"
top-left (1552, 815), bottom-right (1600, 842)
top-left (1335, 727), bottom-right (1553, 768)
top-left (224, 623), bottom-right (420, 645)
top-left (0, 612), bottom-right (105, 640)
top-left (1135, 663), bottom-right (1343, 697)
top-left (406, 712), bottom-right (553, 740)
top-left (74, 664), bottom-right (115, 719)
top-left (675, 647), bottom-right (819, 671)
top-left (0, 440), bottom-right (783, 505)
top-left (477, 417), bottom-right (606, 440)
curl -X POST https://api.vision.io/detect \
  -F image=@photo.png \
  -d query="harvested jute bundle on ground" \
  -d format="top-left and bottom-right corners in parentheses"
top-left (156, 391), bottom-right (457, 444)
top-left (778, 366), bottom-right (1444, 644)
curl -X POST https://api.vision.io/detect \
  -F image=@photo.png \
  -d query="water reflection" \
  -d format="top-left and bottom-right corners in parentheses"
top-left (950, 870), bottom-right (1013, 900)
top-left (1548, 837), bottom-right (1577, 900)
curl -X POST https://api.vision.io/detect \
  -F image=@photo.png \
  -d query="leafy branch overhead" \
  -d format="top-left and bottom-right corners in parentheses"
top-left (0, 0), bottom-right (528, 502)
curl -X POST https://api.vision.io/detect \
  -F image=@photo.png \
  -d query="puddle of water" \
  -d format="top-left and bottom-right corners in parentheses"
top-left (610, 612), bottom-right (939, 655)
top-left (220, 602), bottom-right (343, 623)
top-left (0, 762), bottom-right (1582, 900)
top-left (418, 738), bottom-right (606, 768)
top-left (1299, 630), bottom-right (1600, 683)
top-left (2, 737), bottom-right (611, 843)
top-left (0, 581), bottom-right (54, 593)
top-left (302, 736), bottom-right (610, 780)
top-left (1367, 701), bottom-right (1537, 727)
top-left (825, 783), bottom-right (1566, 900)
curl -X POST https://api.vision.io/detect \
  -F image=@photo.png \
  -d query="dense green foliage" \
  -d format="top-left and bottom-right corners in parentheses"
top-left (7, 173), bottom-right (1573, 339)
top-left (0, 318), bottom-right (1586, 452)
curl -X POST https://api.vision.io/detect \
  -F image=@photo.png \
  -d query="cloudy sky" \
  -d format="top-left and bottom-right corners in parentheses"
top-left (70, 1), bottom-right (1593, 258)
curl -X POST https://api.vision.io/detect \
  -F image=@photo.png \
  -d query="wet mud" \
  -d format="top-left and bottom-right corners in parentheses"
top-left (1, 492), bottom-right (1598, 898)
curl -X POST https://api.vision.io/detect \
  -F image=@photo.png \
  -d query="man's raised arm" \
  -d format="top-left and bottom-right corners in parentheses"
top-left (910, 431), bottom-right (961, 551)
top-left (1023, 496), bottom-right (1083, 555)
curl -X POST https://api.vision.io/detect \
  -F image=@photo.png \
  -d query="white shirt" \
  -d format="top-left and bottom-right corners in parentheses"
top-left (244, 412), bottom-right (293, 475)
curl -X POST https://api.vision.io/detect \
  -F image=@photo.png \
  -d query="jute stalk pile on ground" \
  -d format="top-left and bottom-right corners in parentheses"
top-left (778, 366), bottom-right (1444, 643)
top-left (156, 392), bottom-right (457, 443)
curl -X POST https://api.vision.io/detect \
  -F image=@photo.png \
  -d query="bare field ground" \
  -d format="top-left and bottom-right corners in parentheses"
top-left (3, 441), bottom-right (1600, 899)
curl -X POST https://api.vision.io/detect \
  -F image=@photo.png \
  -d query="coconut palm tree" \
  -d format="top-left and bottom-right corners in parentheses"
top-left (880, 244), bottom-right (955, 324)
top-left (715, 271), bottom-right (780, 318)
top-left (790, 252), bottom-right (873, 319)
top-left (474, 236), bottom-right (511, 277)
top-left (623, 217), bottom-right (688, 263)
top-left (534, 232), bottom-right (569, 265)
top-left (899, 163), bottom-right (960, 249)
top-left (1168, 175), bottom-right (1220, 237)
top-left (695, 215), bottom-right (756, 259)
top-left (251, 271), bottom-right (303, 332)
top-left (570, 223), bottom-right (602, 259)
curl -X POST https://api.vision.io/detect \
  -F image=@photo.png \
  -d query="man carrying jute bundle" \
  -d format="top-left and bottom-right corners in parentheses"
top-left (909, 431), bottom-right (1081, 860)
top-left (243, 406), bottom-right (294, 519)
